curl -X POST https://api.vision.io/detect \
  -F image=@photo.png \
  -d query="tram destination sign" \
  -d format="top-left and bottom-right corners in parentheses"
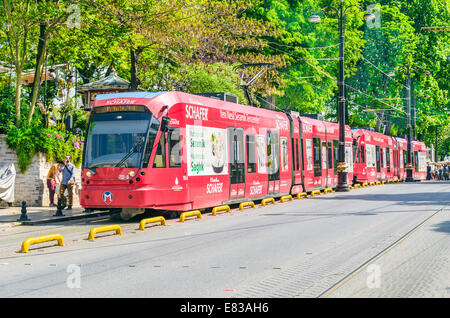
top-left (94, 105), bottom-right (148, 113)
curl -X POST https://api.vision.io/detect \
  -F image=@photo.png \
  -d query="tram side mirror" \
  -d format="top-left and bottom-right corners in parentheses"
top-left (161, 116), bottom-right (170, 132)
top-left (65, 115), bottom-right (73, 131)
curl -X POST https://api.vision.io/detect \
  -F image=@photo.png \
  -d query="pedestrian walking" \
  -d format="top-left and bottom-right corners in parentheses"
top-left (46, 163), bottom-right (60, 206)
top-left (58, 155), bottom-right (76, 210)
top-left (426, 164), bottom-right (431, 180)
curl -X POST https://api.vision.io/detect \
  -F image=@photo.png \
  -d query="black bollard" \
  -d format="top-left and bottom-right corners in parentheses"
top-left (53, 197), bottom-right (65, 217)
top-left (17, 201), bottom-right (30, 221)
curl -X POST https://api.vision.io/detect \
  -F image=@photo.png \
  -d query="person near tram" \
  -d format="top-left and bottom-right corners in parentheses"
top-left (46, 162), bottom-right (61, 206)
top-left (58, 155), bottom-right (76, 210)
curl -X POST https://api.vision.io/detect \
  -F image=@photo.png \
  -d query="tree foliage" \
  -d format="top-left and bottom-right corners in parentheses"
top-left (0, 0), bottom-right (449, 168)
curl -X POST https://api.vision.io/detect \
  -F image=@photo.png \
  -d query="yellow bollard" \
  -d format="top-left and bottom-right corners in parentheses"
top-left (239, 201), bottom-right (255, 210)
top-left (311, 190), bottom-right (321, 197)
top-left (261, 198), bottom-right (275, 206)
top-left (179, 210), bottom-right (202, 222)
top-left (297, 192), bottom-right (308, 199)
top-left (88, 225), bottom-right (122, 240)
top-left (280, 195), bottom-right (293, 202)
top-left (324, 188), bottom-right (333, 194)
top-left (138, 216), bottom-right (166, 231)
top-left (212, 205), bottom-right (231, 216)
top-left (19, 234), bottom-right (65, 253)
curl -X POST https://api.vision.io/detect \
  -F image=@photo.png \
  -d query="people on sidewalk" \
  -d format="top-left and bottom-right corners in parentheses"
top-left (46, 162), bottom-right (61, 207)
top-left (58, 155), bottom-right (76, 210)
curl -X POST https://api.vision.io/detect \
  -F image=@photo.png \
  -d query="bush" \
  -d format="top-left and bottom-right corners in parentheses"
top-left (0, 86), bottom-right (16, 134)
top-left (6, 123), bottom-right (84, 174)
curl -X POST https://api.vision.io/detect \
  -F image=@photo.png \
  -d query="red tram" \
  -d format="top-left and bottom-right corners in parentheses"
top-left (79, 91), bottom-right (426, 219)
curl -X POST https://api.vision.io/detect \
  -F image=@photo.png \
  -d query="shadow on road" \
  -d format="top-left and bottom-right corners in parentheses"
top-left (430, 220), bottom-right (450, 235)
top-left (315, 192), bottom-right (450, 206)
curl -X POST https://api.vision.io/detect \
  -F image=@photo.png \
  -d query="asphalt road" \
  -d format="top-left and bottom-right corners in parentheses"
top-left (0, 181), bottom-right (449, 298)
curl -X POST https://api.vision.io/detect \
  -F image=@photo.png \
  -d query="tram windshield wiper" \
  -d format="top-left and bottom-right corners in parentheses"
top-left (115, 136), bottom-right (145, 168)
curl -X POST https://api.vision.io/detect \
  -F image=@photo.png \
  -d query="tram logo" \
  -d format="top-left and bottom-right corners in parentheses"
top-left (172, 178), bottom-right (183, 192)
top-left (102, 191), bottom-right (113, 205)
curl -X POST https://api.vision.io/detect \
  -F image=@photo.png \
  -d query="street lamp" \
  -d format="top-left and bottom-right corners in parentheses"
top-left (309, 1), bottom-right (375, 192)
top-left (405, 66), bottom-right (430, 182)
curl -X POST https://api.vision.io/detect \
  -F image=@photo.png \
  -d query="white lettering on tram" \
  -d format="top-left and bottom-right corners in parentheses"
top-left (206, 182), bottom-right (223, 194)
top-left (105, 98), bottom-right (137, 105)
top-left (206, 177), bottom-right (223, 194)
top-left (186, 105), bottom-right (209, 121)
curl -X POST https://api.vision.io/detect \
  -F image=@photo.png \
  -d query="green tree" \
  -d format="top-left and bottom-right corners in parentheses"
top-left (0, 0), bottom-right (34, 124)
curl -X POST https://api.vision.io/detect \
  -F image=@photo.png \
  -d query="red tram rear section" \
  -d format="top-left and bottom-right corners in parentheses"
top-left (79, 91), bottom-right (427, 219)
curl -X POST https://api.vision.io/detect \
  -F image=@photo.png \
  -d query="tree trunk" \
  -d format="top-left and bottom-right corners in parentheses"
top-left (28, 21), bottom-right (50, 123)
top-left (14, 70), bottom-right (22, 124)
top-left (129, 47), bottom-right (145, 91)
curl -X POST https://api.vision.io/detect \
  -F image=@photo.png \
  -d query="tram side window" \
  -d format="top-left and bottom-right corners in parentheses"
top-left (360, 145), bottom-right (365, 163)
top-left (143, 118), bottom-right (160, 168)
top-left (267, 131), bottom-right (280, 180)
top-left (322, 141), bottom-right (327, 170)
top-left (246, 134), bottom-right (256, 173)
top-left (153, 133), bottom-right (166, 168)
top-left (327, 142), bottom-right (333, 169)
top-left (386, 147), bottom-right (391, 172)
top-left (169, 128), bottom-right (181, 168)
top-left (333, 139), bottom-right (339, 173)
top-left (376, 145), bottom-right (381, 172)
top-left (313, 137), bottom-right (322, 177)
top-left (296, 139), bottom-right (300, 171)
top-left (403, 150), bottom-right (408, 167)
top-left (414, 151), bottom-right (419, 172)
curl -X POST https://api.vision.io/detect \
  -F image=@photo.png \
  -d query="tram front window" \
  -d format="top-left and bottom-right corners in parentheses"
top-left (84, 112), bottom-right (159, 169)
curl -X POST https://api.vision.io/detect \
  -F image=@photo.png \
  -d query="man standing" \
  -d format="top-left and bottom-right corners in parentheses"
top-left (59, 155), bottom-right (76, 210)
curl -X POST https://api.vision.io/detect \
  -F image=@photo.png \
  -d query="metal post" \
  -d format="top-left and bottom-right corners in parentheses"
top-left (406, 68), bottom-right (414, 182)
top-left (411, 80), bottom-right (416, 139)
top-left (17, 201), bottom-right (30, 221)
top-left (336, 0), bottom-right (349, 192)
top-left (54, 197), bottom-right (65, 217)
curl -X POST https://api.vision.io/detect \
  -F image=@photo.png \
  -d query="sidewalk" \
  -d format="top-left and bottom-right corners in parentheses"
top-left (0, 204), bottom-right (109, 227)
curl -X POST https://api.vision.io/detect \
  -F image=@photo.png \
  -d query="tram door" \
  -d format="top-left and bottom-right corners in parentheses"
top-left (228, 127), bottom-right (245, 199)
top-left (267, 131), bottom-right (280, 194)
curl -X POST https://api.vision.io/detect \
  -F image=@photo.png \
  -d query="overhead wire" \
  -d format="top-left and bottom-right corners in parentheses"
top-left (261, 39), bottom-right (406, 114)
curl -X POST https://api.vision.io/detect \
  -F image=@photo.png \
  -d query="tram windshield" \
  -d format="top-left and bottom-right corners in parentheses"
top-left (83, 111), bottom-right (159, 169)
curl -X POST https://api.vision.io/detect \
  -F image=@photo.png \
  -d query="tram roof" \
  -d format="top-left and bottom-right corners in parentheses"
top-left (95, 91), bottom-right (167, 100)
top-left (93, 91), bottom-right (289, 120)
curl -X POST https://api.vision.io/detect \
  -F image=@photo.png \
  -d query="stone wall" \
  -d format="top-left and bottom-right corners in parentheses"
top-left (0, 134), bottom-right (80, 207)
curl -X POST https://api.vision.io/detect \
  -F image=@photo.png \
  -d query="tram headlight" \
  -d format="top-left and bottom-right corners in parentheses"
top-left (86, 168), bottom-right (96, 178)
top-left (128, 170), bottom-right (136, 177)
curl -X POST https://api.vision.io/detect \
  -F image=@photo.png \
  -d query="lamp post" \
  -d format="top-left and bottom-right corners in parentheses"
top-left (405, 66), bottom-right (430, 182)
top-left (309, 1), bottom-right (375, 192)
